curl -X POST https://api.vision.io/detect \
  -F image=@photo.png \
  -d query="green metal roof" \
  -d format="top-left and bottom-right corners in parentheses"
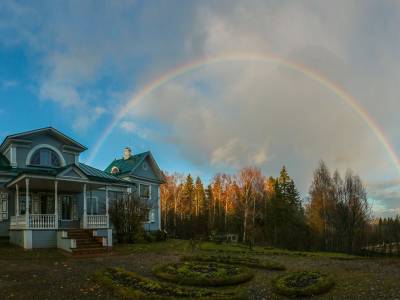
top-left (3, 163), bottom-right (129, 185)
top-left (104, 151), bottom-right (149, 175)
top-left (78, 163), bottom-right (128, 183)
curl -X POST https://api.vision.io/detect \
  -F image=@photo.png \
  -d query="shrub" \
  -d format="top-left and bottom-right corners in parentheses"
top-left (109, 192), bottom-right (149, 243)
top-left (182, 254), bottom-right (286, 271)
top-left (153, 262), bottom-right (254, 287)
top-left (94, 267), bottom-right (245, 300)
top-left (272, 271), bottom-right (335, 297)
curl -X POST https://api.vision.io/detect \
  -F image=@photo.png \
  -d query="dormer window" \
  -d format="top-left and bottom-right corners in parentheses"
top-left (30, 148), bottom-right (61, 167)
top-left (111, 166), bottom-right (120, 174)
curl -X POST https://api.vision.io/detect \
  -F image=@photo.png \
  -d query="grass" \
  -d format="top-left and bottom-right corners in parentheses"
top-left (182, 254), bottom-right (286, 270)
top-left (114, 239), bottom-right (191, 255)
top-left (199, 242), bottom-right (361, 260)
top-left (272, 271), bottom-right (335, 297)
top-left (153, 262), bottom-right (254, 287)
top-left (94, 267), bottom-right (247, 300)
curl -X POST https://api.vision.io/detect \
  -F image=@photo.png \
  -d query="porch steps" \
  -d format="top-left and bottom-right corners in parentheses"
top-left (67, 229), bottom-right (108, 256)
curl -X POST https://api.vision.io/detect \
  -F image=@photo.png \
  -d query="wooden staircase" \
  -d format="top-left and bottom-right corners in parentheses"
top-left (67, 229), bottom-right (108, 256)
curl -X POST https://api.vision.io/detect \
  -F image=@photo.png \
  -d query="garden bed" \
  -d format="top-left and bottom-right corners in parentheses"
top-left (272, 271), bottom-right (335, 297)
top-left (182, 254), bottom-right (285, 270)
top-left (153, 262), bottom-right (254, 287)
top-left (95, 267), bottom-right (245, 299)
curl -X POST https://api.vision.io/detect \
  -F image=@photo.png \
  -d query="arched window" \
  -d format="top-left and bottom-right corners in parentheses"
top-left (30, 148), bottom-right (61, 167)
top-left (111, 166), bottom-right (120, 174)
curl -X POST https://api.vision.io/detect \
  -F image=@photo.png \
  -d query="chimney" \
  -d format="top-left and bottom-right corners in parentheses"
top-left (123, 147), bottom-right (132, 160)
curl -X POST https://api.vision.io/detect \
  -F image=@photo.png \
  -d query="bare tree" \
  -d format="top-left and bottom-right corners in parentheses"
top-left (109, 192), bottom-right (150, 243)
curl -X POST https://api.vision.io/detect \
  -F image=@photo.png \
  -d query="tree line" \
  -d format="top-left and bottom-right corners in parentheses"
top-left (161, 161), bottom-right (385, 253)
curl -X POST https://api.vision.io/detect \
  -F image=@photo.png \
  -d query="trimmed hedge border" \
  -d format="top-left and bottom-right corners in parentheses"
top-left (182, 254), bottom-right (286, 271)
top-left (153, 262), bottom-right (254, 287)
top-left (272, 271), bottom-right (335, 297)
top-left (94, 267), bottom-right (246, 300)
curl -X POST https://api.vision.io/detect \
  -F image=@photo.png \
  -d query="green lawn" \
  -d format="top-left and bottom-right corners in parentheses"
top-left (1, 240), bottom-right (399, 299)
top-left (199, 241), bottom-right (361, 260)
top-left (114, 239), bottom-right (191, 255)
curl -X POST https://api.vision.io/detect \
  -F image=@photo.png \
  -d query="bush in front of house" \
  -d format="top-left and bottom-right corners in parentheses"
top-left (109, 192), bottom-right (149, 243)
top-left (143, 230), bottom-right (168, 242)
top-left (181, 254), bottom-right (286, 271)
top-left (272, 271), bottom-right (335, 297)
top-left (94, 267), bottom-right (246, 300)
top-left (153, 262), bottom-right (254, 287)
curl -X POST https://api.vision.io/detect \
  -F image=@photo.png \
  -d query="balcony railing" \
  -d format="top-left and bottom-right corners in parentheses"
top-left (85, 215), bottom-right (109, 229)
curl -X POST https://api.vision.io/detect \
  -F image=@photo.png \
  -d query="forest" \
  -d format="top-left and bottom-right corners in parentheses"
top-left (160, 161), bottom-right (399, 254)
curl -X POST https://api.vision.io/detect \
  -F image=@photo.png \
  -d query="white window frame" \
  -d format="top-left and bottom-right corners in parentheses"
top-left (0, 192), bottom-right (8, 220)
top-left (139, 184), bottom-right (151, 200)
top-left (149, 208), bottom-right (155, 223)
top-left (26, 144), bottom-right (66, 167)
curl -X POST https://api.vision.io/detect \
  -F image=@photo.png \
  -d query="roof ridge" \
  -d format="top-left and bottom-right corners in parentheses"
top-left (0, 127), bottom-right (87, 152)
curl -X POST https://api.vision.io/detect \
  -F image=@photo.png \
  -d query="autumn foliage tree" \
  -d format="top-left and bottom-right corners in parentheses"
top-left (160, 165), bottom-right (309, 249)
top-left (307, 161), bottom-right (371, 253)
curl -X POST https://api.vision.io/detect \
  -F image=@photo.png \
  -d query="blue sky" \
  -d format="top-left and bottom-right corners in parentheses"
top-left (1, 1), bottom-right (400, 217)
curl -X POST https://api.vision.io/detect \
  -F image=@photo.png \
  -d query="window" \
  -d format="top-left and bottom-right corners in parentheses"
top-left (19, 194), bottom-right (33, 215)
top-left (139, 184), bottom-right (150, 199)
top-left (59, 195), bottom-right (77, 220)
top-left (143, 208), bottom-right (155, 223)
top-left (88, 197), bottom-right (99, 215)
top-left (149, 209), bottom-right (155, 223)
top-left (30, 148), bottom-right (61, 167)
top-left (0, 192), bottom-right (8, 220)
top-left (111, 166), bottom-right (120, 174)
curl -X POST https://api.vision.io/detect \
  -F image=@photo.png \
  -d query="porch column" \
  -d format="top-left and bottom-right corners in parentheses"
top-left (83, 183), bottom-right (87, 229)
top-left (54, 181), bottom-right (58, 229)
top-left (15, 184), bottom-right (19, 217)
top-left (25, 178), bottom-right (30, 228)
top-left (105, 186), bottom-right (109, 227)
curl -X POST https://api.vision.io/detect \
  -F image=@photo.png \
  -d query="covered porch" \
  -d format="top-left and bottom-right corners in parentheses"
top-left (8, 175), bottom-right (111, 230)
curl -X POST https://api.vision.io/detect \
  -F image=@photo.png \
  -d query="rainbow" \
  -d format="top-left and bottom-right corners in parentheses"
top-left (87, 53), bottom-right (400, 176)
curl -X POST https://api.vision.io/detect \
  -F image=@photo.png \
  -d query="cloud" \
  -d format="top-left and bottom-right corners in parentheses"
top-left (211, 138), bottom-right (268, 168)
top-left (367, 179), bottom-right (400, 216)
top-left (119, 120), bottom-right (156, 140)
top-left (121, 1), bottom-right (400, 212)
top-left (120, 121), bottom-right (137, 133)
top-left (0, 1), bottom-right (200, 129)
top-left (2, 1), bottom-right (400, 215)
top-left (73, 106), bottom-right (106, 130)
top-left (1, 80), bottom-right (18, 89)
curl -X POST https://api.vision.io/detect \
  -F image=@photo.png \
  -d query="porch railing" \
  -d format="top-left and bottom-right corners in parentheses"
top-left (86, 215), bottom-right (109, 229)
top-left (11, 214), bottom-right (56, 229)
top-left (10, 215), bottom-right (27, 229)
top-left (29, 214), bottom-right (56, 229)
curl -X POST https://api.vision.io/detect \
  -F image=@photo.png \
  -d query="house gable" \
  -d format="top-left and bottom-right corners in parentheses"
top-left (105, 151), bottom-right (165, 183)
top-left (0, 127), bottom-right (86, 169)
top-left (57, 166), bottom-right (88, 180)
top-left (130, 155), bottom-right (162, 182)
